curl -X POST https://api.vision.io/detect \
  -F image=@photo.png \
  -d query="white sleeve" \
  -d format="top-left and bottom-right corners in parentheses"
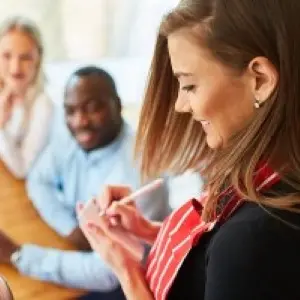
top-left (0, 94), bottom-right (53, 178)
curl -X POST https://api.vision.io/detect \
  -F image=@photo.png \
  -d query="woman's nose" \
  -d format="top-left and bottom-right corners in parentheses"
top-left (10, 58), bottom-right (22, 74)
top-left (175, 95), bottom-right (192, 113)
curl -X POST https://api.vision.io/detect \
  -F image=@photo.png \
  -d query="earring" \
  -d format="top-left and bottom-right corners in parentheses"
top-left (254, 98), bottom-right (262, 109)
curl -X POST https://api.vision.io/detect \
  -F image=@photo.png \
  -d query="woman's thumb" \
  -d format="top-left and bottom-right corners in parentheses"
top-left (106, 202), bottom-right (134, 224)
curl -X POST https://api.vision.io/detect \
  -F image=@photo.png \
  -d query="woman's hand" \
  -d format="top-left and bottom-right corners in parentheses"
top-left (97, 185), bottom-right (161, 245)
top-left (78, 207), bottom-right (143, 274)
top-left (0, 87), bottom-right (13, 129)
top-left (79, 215), bottom-right (154, 300)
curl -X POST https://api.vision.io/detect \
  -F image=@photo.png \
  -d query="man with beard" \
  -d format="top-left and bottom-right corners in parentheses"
top-left (0, 66), bottom-right (170, 300)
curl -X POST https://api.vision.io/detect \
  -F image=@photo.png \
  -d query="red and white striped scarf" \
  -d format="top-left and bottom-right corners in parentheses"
top-left (146, 165), bottom-right (280, 300)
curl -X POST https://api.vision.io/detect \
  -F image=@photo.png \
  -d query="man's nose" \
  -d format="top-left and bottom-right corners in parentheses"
top-left (73, 111), bottom-right (89, 128)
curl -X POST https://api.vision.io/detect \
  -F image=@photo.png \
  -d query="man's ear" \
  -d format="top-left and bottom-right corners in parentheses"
top-left (116, 96), bottom-right (122, 113)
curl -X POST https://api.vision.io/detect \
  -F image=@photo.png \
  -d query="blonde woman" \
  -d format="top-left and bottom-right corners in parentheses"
top-left (0, 17), bottom-right (53, 178)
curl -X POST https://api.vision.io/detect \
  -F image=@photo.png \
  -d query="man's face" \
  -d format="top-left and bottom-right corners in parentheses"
top-left (64, 74), bottom-right (121, 151)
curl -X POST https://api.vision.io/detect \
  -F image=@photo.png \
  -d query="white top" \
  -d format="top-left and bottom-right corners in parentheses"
top-left (0, 91), bottom-right (53, 178)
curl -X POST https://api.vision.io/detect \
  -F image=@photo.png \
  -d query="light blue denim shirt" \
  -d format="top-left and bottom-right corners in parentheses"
top-left (22, 120), bottom-right (170, 291)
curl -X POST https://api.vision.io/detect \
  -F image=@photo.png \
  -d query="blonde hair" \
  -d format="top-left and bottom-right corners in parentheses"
top-left (135, 0), bottom-right (300, 221)
top-left (0, 16), bottom-right (45, 96)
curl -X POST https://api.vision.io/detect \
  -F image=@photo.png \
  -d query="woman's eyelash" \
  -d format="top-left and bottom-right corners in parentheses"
top-left (182, 85), bottom-right (196, 92)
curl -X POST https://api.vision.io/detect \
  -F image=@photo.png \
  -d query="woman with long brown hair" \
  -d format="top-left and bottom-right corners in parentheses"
top-left (78, 0), bottom-right (300, 299)
top-left (0, 16), bottom-right (53, 178)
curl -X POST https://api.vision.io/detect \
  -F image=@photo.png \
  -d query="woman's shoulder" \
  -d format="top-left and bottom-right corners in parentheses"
top-left (30, 90), bottom-right (54, 115)
top-left (208, 201), bottom-right (300, 261)
top-left (34, 90), bottom-right (53, 105)
top-left (194, 200), bottom-right (300, 300)
top-left (227, 198), bottom-right (300, 229)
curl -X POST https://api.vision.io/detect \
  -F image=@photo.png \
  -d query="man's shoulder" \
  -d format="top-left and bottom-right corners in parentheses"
top-left (122, 122), bottom-right (136, 140)
top-left (44, 111), bottom-right (78, 162)
top-left (118, 123), bottom-right (137, 152)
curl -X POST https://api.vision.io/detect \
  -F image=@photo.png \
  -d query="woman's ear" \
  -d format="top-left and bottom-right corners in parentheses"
top-left (247, 57), bottom-right (278, 104)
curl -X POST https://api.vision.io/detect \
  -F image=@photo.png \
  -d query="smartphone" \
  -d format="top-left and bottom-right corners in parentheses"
top-left (78, 197), bottom-right (101, 225)
top-left (78, 197), bottom-right (144, 261)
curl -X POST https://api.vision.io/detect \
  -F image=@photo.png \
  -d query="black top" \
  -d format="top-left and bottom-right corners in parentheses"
top-left (168, 183), bottom-right (300, 300)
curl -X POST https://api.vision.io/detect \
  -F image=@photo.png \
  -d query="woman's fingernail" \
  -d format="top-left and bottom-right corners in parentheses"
top-left (110, 217), bottom-right (118, 226)
top-left (87, 222), bottom-right (94, 229)
top-left (99, 210), bottom-right (105, 217)
top-left (106, 208), bottom-right (113, 215)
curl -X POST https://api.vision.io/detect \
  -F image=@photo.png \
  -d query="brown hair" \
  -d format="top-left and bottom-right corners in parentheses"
top-left (136, 0), bottom-right (300, 221)
top-left (0, 16), bottom-right (44, 86)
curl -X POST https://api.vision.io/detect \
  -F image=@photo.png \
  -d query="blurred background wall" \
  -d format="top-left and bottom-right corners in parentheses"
top-left (0, 0), bottom-right (180, 106)
top-left (0, 0), bottom-right (203, 207)
top-left (0, 0), bottom-right (179, 61)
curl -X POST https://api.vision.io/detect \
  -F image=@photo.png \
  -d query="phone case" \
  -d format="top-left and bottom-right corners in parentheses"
top-left (78, 198), bottom-right (100, 225)
top-left (79, 198), bottom-right (144, 261)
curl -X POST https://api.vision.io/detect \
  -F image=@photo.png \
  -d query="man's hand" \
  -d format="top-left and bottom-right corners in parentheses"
top-left (67, 226), bottom-right (91, 251)
top-left (0, 231), bottom-right (19, 264)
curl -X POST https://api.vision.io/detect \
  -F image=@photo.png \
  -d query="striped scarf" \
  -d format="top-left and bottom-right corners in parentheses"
top-left (146, 165), bottom-right (280, 300)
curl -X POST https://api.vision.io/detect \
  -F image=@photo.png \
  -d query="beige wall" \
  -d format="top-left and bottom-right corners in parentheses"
top-left (0, 0), bottom-right (64, 61)
top-left (0, 0), bottom-right (112, 61)
top-left (61, 0), bottom-right (110, 59)
top-left (0, 0), bottom-right (178, 61)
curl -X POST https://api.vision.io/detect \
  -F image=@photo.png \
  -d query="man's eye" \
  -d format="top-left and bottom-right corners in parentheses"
top-left (65, 108), bottom-right (74, 115)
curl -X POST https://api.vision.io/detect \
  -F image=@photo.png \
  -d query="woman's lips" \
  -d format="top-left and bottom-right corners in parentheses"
top-left (11, 73), bottom-right (25, 80)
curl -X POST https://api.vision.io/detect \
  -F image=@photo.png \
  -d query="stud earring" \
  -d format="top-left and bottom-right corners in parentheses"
top-left (254, 98), bottom-right (262, 109)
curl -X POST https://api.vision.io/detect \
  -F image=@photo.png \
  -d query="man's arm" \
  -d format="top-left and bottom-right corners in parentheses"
top-left (26, 138), bottom-right (77, 237)
top-left (14, 244), bottom-right (120, 291)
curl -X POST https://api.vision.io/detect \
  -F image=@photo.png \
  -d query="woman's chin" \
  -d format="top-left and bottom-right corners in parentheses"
top-left (6, 81), bottom-right (28, 94)
top-left (206, 134), bottom-right (222, 150)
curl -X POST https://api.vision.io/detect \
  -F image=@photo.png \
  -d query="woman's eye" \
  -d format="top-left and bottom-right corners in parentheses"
top-left (20, 54), bottom-right (33, 61)
top-left (182, 85), bottom-right (196, 93)
top-left (2, 52), bottom-right (10, 59)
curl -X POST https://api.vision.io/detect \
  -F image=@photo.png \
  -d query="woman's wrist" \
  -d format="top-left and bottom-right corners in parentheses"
top-left (119, 263), bottom-right (144, 282)
top-left (119, 265), bottom-right (154, 300)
